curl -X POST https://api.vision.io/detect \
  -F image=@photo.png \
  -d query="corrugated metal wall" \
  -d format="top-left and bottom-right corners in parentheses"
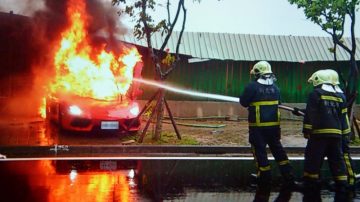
top-left (140, 59), bottom-right (360, 104)
top-left (121, 31), bottom-right (360, 62)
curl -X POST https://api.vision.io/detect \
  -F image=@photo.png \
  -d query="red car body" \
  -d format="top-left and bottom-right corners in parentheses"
top-left (46, 93), bottom-right (141, 133)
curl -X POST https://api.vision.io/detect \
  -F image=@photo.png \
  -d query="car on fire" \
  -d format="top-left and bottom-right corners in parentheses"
top-left (46, 92), bottom-right (141, 133)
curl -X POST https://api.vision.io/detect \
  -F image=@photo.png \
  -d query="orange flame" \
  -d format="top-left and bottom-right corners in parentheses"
top-left (39, 0), bottom-right (142, 118)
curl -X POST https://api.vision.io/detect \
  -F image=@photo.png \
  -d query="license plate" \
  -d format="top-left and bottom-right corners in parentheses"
top-left (100, 161), bottom-right (117, 171)
top-left (101, 121), bottom-right (119, 129)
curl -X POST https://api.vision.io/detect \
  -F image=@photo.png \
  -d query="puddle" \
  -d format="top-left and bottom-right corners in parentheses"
top-left (0, 159), bottom-right (359, 201)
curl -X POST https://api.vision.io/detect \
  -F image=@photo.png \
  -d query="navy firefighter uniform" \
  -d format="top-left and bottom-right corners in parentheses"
top-left (302, 69), bottom-right (348, 201)
top-left (337, 90), bottom-right (355, 188)
top-left (239, 61), bottom-right (294, 186)
top-left (327, 69), bottom-right (355, 194)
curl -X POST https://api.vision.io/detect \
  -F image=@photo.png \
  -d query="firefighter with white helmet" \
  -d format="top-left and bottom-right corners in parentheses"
top-left (250, 61), bottom-right (273, 75)
top-left (302, 69), bottom-right (349, 201)
top-left (326, 69), bottom-right (356, 197)
top-left (240, 61), bottom-right (297, 194)
top-left (326, 69), bottom-right (345, 92)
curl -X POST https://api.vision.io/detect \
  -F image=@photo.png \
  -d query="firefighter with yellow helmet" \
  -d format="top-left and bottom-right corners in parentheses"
top-left (326, 69), bottom-right (356, 197)
top-left (302, 69), bottom-right (349, 201)
top-left (240, 61), bottom-right (297, 192)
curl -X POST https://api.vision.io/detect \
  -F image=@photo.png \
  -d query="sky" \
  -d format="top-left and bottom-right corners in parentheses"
top-left (0, 0), bottom-right (359, 37)
top-left (121, 0), bottom-right (360, 37)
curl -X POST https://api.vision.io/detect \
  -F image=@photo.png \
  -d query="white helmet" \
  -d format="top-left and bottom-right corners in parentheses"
top-left (308, 69), bottom-right (332, 87)
top-left (250, 61), bottom-right (273, 76)
top-left (326, 69), bottom-right (340, 85)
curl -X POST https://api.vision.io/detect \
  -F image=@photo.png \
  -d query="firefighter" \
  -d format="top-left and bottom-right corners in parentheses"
top-left (327, 69), bottom-right (356, 197)
top-left (302, 69), bottom-right (349, 202)
top-left (240, 61), bottom-right (297, 190)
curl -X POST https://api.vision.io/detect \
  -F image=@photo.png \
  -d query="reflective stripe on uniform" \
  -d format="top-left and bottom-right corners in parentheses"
top-left (334, 175), bottom-right (348, 181)
top-left (259, 165), bottom-right (271, 171)
top-left (344, 154), bottom-right (355, 185)
top-left (343, 115), bottom-right (351, 134)
top-left (304, 172), bottom-right (319, 179)
top-left (342, 108), bottom-right (347, 114)
top-left (250, 100), bottom-right (279, 106)
top-left (343, 128), bottom-right (351, 134)
top-left (278, 160), bottom-right (289, 166)
top-left (312, 129), bottom-right (342, 135)
top-left (320, 95), bottom-right (343, 102)
top-left (249, 122), bottom-right (280, 127)
top-left (249, 100), bottom-right (279, 127)
top-left (303, 124), bottom-right (312, 130)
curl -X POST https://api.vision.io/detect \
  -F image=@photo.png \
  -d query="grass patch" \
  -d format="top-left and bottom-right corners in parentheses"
top-left (138, 131), bottom-right (200, 145)
top-left (119, 133), bottom-right (138, 142)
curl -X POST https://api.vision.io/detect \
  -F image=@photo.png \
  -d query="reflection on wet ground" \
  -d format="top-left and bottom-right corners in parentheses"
top-left (0, 159), bottom-right (359, 202)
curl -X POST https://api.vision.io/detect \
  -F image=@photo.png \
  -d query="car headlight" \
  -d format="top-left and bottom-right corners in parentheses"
top-left (69, 105), bottom-right (83, 116)
top-left (130, 105), bottom-right (139, 116)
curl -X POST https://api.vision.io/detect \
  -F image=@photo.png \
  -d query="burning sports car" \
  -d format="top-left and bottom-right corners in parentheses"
top-left (42, 0), bottom-right (143, 133)
top-left (46, 93), bottom-right (141, 132)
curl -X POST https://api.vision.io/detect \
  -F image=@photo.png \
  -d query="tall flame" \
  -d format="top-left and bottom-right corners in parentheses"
top-left (48, 0), bottom-right (141, 102)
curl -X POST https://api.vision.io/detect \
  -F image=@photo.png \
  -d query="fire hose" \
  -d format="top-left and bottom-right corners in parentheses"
top-left (278, 105), bottom-right (305, 116)
top-left (134, 78), bottom-right (305, 116)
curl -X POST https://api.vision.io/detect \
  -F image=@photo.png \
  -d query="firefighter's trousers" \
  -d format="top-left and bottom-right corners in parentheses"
top-left (249, 127), bottom-right (293, 183)
top-left (304, 137), bottom-right (348, 189)
top-left (342, 135), bottom-right (356, 188)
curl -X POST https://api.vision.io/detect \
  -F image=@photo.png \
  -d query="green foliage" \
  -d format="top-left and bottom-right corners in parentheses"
top-left (112, 0), bottom-right (169, 39)
top-left (288, 0), bottom-right (356, 38)
top-left (288, 0), bottom-right (360, 96)
top-left (328, 47), bottom-right (336, 53)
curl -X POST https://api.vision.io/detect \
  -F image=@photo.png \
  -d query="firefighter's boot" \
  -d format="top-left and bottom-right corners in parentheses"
top-left (281, 173), bottom-right (303, 192)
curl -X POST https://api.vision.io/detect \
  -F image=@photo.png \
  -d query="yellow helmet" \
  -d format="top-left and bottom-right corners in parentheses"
top-left (250, 61), bottom-right (272, 76)
top-left (326, 69), bottom-right (340, 85)
top-left (308, 69), bottom-right (332, 86)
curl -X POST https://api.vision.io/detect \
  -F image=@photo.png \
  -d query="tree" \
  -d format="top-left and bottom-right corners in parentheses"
top-left (288, 0), bottom-right (360, 136)
top-left (112, 0), bottom-right (187, 141)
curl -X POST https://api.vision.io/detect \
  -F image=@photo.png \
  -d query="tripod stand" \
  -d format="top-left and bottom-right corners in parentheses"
top-left (130, 89), bottom-right (181, 143)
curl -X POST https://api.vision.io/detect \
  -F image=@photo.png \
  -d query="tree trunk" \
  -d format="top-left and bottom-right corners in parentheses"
top-left (153, 88), bottom-right (165, 140)
top-left (349, 100), bottom-right (357, 140)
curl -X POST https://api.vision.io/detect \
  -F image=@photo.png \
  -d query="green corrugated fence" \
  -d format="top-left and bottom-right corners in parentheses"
top-left (140, 59), bottom-right (360, 104)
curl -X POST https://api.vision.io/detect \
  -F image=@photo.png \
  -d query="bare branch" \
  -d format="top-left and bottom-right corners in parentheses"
top-left (176, 1), bottom-right (186, 55)
top-left (163, 0), bottom-right (186, 79)
top-left (349, 8), bottom-right (356, 55)
top-left (159, 0), bottom-right (184, 52)
top-left (167, 0), bottom-right (171, 27)
top-left (139, 0), bottom-right (162, 78)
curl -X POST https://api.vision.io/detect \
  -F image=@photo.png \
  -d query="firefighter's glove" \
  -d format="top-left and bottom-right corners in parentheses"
top-left (292, 107), bottom-right (301, 116)
top-left (303, 133), bottom-right (310, 139)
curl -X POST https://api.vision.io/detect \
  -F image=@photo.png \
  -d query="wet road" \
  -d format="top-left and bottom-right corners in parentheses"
top-left (0, 159), bottom-right (353, 202)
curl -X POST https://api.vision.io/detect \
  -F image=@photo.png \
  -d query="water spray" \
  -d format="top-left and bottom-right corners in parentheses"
top-left (133, 78), bottom-right (305, 116)
top-left (134, 78), bottom-right (239, 102)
